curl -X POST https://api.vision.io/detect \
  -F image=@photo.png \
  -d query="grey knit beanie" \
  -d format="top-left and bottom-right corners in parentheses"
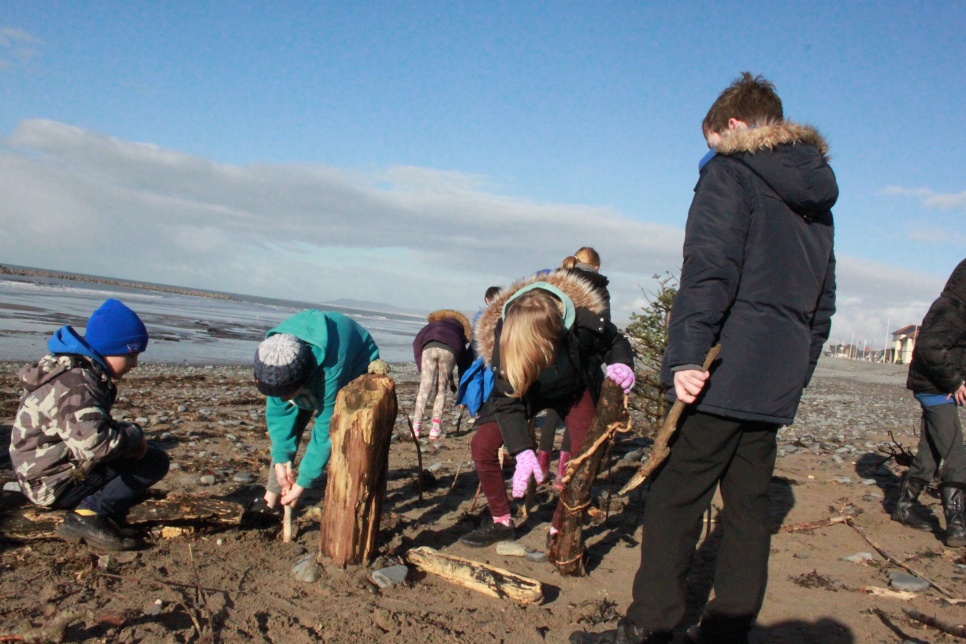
top-left (253, 334), bottom-right (315, 397)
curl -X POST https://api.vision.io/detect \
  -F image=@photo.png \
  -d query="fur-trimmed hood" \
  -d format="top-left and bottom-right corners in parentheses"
top-left (712, 120), bottom-right (838, 220)
top-left (426, 309), bottom-right (472, 340)
top-left (473, 270), bottom-right (606, 364)
top-left (716, 120), bottom-right (830, 162)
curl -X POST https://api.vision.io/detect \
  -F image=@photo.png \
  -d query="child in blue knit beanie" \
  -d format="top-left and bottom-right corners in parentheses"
top-left (9, 298), bottom-right (170, 551)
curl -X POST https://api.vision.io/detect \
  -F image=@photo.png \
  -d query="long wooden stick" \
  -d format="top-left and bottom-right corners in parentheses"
top-left (403, 411), bottom-right (424, 501)
top-left (619, 345), bottom-right (721, 495)
top-left (443, 439), bottom-right (473, 506)
top-left (902, 607), bottom-right (966, 637)
top-left (846, 518), bottom-right (962, 601)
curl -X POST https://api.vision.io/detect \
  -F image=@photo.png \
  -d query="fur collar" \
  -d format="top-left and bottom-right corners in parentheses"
top-left (427, 309), bottom-right (472, 340)
top-left (715, 121), bottom-right (830, 162)
top-left (473, 270), bottom-right (606, 364)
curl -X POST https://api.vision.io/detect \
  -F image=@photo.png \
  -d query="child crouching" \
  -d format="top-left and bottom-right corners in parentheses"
top-left (10, 298), bottom-right (169, 551)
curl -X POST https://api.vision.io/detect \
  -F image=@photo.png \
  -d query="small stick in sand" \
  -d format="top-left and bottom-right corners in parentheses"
top-left (281, 462), bottom-right (293, 542)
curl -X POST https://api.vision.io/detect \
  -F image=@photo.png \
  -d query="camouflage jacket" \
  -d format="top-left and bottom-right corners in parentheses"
top-left (10, 354), bottom-right (144, 506)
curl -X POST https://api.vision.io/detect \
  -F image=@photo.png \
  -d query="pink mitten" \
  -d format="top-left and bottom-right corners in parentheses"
top-left (512, 449), bottom-right (547, 498)
top-left (605, 363), bottom-right (636, 393)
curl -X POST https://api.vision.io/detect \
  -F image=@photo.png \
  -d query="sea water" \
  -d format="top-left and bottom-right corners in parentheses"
top-left (0, 274), bottom-right (425, 365)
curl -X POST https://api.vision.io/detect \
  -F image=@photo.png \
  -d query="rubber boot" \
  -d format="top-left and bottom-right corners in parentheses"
top-left (554, 451), bottom-right (571, 492)
top-left (891, 475), bottom-right (932, 530)
top-left (537, 450), bottom-right (552, 476)
top-left (941, 483), bottom-right (966, 547)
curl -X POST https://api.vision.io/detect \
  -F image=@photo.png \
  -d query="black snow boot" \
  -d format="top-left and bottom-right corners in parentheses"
top-left (940, 483), bottom-right (966, 547)
top-left (891, 475), bottom-right (932, 530)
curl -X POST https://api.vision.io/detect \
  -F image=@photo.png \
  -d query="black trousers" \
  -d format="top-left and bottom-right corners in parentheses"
top-left (626, 410), bottom-right (778, 639)
top-left (908, 402), bottom-right (966, 485)
top-left (53, 444), bottom-right (170, 517)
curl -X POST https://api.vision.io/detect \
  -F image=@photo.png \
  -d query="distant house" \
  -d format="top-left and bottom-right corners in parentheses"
top-left (890, 325), bottom-right (919, 364)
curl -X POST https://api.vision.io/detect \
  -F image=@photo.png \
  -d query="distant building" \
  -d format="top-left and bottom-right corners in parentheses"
top-left (890, 325), bottom-right (919, 364)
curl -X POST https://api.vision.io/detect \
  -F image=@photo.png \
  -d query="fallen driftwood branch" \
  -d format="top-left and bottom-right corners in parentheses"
top-left (0, 491), bottom-right (244, 541)
top-left (846, 518), bottom-right (965, 603)
top-left (859, 586), bottom-right (917, 601)
top-left (619, 345), bottom-right (721, 495)
top-left (405, 546), bottom-right (543, 604)
top-left (779, 516), bottom-right (850, 533)
top-left (902, 607), bottom-right (966, 638)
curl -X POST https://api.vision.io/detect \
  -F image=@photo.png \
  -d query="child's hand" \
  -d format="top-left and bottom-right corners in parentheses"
top-left (274, 462), bottom-right (295, 494)
top-left (280, 484), bottom-right (305, 508)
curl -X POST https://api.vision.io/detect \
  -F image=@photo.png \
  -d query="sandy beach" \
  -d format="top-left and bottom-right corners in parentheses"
top-left (2, 356), bottom-right (965, 643)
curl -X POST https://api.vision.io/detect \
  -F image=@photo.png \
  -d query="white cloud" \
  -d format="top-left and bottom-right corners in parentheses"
top-left (883, 185), bottom-right (966, 210)
top-left (0, 119), bottom-right (682, 321)
top-left (0, 119), bottom-right (953, 339)
top-left (0, 27), bottom-right (42, 69)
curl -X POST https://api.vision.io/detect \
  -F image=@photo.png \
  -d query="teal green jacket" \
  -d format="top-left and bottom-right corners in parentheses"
top-left (264, 311), bottom-right (380, 489)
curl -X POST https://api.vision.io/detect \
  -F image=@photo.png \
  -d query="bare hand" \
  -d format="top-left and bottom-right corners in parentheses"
top-left (280, 484), bottom-right (304, 508)
top-left (263, 489), bottom-right (279, 508)
top-left (955, 383), bottom-right (966, 407)
top-left (673, 369), bottom-right (710, 404)
top-left (274, 462), bottom-right (296, 494)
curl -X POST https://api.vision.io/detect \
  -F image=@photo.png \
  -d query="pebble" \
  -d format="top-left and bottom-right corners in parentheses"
top-left (793, 552), bottom-right (810, 560)
top-left (135, 417), bottom-right (149, 425)
top-left (842, 552), bottom-right (874, 564)
top-left (233, 472), bottom-right (255, 484)
top-left (622, 448), bottom-right (644, 462)
top-left (296, 562), bottom-right (322, 583)
top-left (169, 463), bottom-right (182, 471)
top-left (831, 477), bottom-right (851, 485)
top-left (292, 553), bottom-right (316, 574)
top-left (890, 572), bottom-right (930, 592)
top-left (225, 434), bottom-right (237, 441)
top-left (495, 541), bottom-right (528, 557)
top-left (177, 404), bottom-right (187, 412)
top-left (860, 478), bottom-right (877, 486)
top-left (144, 599), bottom-right (163, 617)
top-left (525, 550), bottom-right (548, 563)
top-left (199, 475), bottom-right (216, 485)
top-left (3, 481), bottom-right (22, 492)
top-left (160, 432), bottom-right (173, 440)
top-left (425, 462), bottom-right (443, 473)
top-left (371, 565), bottom-right (409, 588)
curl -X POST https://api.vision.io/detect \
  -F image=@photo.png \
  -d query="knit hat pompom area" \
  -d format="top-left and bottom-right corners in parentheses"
top-left (254, 333), bottom-right (315, 397)
top-left (84, 298), bottom-right (149, 357)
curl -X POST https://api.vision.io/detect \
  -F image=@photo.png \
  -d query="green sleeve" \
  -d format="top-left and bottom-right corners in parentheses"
top-left (294, 370), bottom-right (340, 489)
top-left (266, 396), bottom-right (301, 466)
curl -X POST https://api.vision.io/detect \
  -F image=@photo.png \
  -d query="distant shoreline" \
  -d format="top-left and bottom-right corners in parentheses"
top-left (0, 264), bottom-right (238, 302)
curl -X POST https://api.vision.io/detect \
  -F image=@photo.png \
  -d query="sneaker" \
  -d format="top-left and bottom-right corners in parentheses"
top-left (429, 423), bottom-right (442, 440)
top-left (57, 512), bottom-right (140, 551)
top-left (459, 520), bottom-right (515, 548)
top-left (412, 421), bottom-right (422, 439)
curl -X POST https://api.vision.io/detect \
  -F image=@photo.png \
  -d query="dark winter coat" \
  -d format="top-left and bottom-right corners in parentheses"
top-left (474, 270), bottom-right (634, 455)
top-left (906, 259), bottom-right (966, 395)
top-left (661, 121), bottom-right (837, 425)
top-left (568, 267), bottom-right (611, 321)
top-left (412, 309), bottom-right (473, 375)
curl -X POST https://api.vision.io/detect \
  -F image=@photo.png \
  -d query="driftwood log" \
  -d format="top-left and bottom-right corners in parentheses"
top-left (548, 378), bottom-right (630, 576)
top-left (619, 344), bottom-right (721, 496)
top-left (405, 546), bottom-right (543, 604)
top-left (319, 373), bottom-right (397, 566)
top-left (0, 490), bottom-right (244, 541)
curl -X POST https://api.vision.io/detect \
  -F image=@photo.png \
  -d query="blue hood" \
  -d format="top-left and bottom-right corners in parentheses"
top-left (47, 326), bottom-right (110, 371)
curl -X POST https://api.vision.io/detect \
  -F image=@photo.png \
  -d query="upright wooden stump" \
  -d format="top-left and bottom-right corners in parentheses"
top-left (319, 373), bottom-right (397, 566)
top-left (548, 379), bottom-right (628, 576)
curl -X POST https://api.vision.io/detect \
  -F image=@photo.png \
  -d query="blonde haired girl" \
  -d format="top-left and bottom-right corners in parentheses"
top-left (461, 272), bottom-right (635, 547)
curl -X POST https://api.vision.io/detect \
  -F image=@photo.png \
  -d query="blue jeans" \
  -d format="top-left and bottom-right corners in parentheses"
top-left (52, 444), bottom-right (170, 517)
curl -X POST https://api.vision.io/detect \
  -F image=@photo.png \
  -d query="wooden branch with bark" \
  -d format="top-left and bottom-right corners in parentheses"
top-left (319, 373), bottom-right (398, 566)
top-left (548, 378), bottom-right (630, 576)
top-left (405, 546), bottom-right (543, 604)
top-left (619, 344), bottom-right (721, 496)
top-left (0, 490), bottom-right (244, 541)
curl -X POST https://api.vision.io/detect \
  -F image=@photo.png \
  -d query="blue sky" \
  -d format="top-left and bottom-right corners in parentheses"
top-left (1, 2), bottom-right (964, 351)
